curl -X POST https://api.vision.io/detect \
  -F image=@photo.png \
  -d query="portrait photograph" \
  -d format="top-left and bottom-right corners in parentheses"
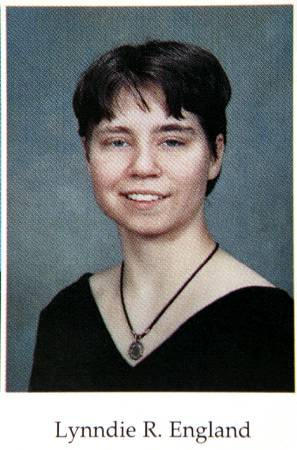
top-left (6, 4), bottom-right (293, 395)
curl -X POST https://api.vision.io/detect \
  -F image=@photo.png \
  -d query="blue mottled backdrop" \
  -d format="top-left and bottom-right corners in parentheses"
top-left (7, 6), bottom-right (292, 391)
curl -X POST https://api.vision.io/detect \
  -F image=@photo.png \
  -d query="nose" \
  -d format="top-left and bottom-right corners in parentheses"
top-left (128, 143), bottom-right (162, 178)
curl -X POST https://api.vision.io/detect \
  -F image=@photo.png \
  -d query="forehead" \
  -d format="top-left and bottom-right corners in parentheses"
top-left (114, 85), bottom-right (166, 111)
top-left (97, 86), bottom-right (199, 131)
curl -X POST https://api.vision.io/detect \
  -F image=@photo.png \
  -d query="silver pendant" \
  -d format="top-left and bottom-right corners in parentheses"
top-left (128, 340), bottom-right (144, 360)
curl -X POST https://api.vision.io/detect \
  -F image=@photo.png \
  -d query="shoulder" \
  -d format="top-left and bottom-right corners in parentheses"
top-left (88, 265), bottom-right (121, 306)
top-left (213, 249), bottom-right (274, 292)
top-left (41, 273), bottom-right (93, 319)
top-left (202, 285), bottom-right (293, 360)
top-left (203, 248), bottom-right (292, 316)
top-left (220, 285), bottom-right (293, 317)
top-left (209, 282), bottom-right (293, 345)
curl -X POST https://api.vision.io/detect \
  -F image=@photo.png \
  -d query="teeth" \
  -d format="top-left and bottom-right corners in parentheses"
top-left (127, 193), bottom-right (162, 202)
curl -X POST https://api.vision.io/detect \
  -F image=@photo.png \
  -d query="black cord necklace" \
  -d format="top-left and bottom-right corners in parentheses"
top-left (120, 242), bottom-right (219, 361)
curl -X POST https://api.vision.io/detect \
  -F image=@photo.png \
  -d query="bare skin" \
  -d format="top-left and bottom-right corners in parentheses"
top-left (87, 87), bottom-right (273, 367)
top-left (90, 250), bottom-right (273, 367)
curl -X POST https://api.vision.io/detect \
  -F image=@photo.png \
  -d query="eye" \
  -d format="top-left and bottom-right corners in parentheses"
top-left (111, 139), bottom-right (129, 148)
top-left (163, 139), bottom-right (185, 148)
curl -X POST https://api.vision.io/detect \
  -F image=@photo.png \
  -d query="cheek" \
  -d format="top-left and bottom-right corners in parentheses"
top-left (88, 167), bottom-right (116, 215)
top-left (88, 157), bottom-right (123, 189)
top-left (169, 156), bottom-right (210, 187)
top-left (88, 168), bottom-right (113, 206)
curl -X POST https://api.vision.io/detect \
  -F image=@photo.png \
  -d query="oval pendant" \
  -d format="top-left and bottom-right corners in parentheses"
top-left (128, 341), bottom-right (144, 360)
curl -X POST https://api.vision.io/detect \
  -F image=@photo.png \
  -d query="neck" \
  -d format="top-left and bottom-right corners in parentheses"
top-left (117, 216), bottom-right (218, 334)
top-left (118, 217), bottom-right (216, 297)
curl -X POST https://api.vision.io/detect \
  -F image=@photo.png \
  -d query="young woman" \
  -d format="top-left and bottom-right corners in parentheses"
top-left (29, 41), bottom-right (294, 392)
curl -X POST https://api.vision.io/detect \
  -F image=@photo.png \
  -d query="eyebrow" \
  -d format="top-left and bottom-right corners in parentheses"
top-left (97, 124), bottom-right (197, 135)
top-left (96, 126), bottom-right (132, 135)
top-left (155, 124), bottom-right (197, 134)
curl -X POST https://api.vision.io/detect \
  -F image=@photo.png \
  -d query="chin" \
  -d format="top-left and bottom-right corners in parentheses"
top-left (117, 218), bottom-right (189, 239)
top-left (100, 204), bottom-right (200, 239)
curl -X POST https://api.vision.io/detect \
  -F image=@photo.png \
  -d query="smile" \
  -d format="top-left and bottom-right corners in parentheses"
top-left (126, 193), bottom-right (164, 202)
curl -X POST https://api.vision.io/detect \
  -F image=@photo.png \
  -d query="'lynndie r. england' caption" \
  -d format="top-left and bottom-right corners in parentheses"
top-left (55, 419), bottom-right (250, 445)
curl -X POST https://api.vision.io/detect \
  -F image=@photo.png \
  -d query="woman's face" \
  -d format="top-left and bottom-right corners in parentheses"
top-left (85, 87), bottom-right (223, 237)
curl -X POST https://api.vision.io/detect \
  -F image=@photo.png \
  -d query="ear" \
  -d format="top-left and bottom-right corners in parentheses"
top-left (208, 134), bottom-right (225, 180)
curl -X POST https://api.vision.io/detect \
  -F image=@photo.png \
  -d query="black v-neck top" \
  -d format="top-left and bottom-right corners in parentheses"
top-left (29, 274), bottom-right (294, 392)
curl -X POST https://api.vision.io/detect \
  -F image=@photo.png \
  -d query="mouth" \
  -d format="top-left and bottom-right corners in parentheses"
top-left (120, 191), bottom-right (170, 207)
top-left (125, 193), bottom-right (165, 202)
